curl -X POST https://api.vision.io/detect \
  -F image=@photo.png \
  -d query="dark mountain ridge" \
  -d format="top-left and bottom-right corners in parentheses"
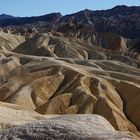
top-left (59, 5), bottom-right (140, 39)
top-left (0, 5), bottom-right (140, 39)
top-left (0, 13), bottom-right (62, 26)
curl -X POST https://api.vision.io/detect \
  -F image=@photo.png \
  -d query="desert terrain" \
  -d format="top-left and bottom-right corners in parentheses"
top-left (0, 5), bottom-right (139, 139)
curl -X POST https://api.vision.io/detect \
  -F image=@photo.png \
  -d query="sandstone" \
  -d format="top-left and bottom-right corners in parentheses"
top-left (0, 31), bottom-right (25, 51)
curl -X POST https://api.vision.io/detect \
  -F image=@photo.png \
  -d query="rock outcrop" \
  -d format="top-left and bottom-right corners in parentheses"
top-left (0, 31), bottom-right (25, 51)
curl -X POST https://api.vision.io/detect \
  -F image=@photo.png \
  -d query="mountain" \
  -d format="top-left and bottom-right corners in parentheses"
top-left (0, 5), bottom-right (140, 39)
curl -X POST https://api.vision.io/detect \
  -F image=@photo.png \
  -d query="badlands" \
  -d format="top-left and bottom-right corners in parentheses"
top-left (0, 5), bottom-right (140, 140)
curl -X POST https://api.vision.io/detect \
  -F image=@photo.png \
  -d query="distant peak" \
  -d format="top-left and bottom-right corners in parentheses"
top-left (0, 14), bottom-right (13, 20)
top-left (1, 13), bottom-right (6, 16)
top-left (43, 12), bottom-right (62, 17)
top-left (48, 12), bottom-right (62, 15)
top-left (74, 9), bottom-right (93, 16)
top-left (0, 13), bottom-right (13, 16)
top-left (111, 5), bottom-right (139, 11)
top-left (81, 9), bottom-right (93, 13)
top-left (114, 5), bottom-right (128, 8)
top-left (83, 9), bottom-right (91, 12)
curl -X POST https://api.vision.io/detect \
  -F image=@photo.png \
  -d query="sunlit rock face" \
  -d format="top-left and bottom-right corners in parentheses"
top-left (0, 31), bottom-right (25, 51)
